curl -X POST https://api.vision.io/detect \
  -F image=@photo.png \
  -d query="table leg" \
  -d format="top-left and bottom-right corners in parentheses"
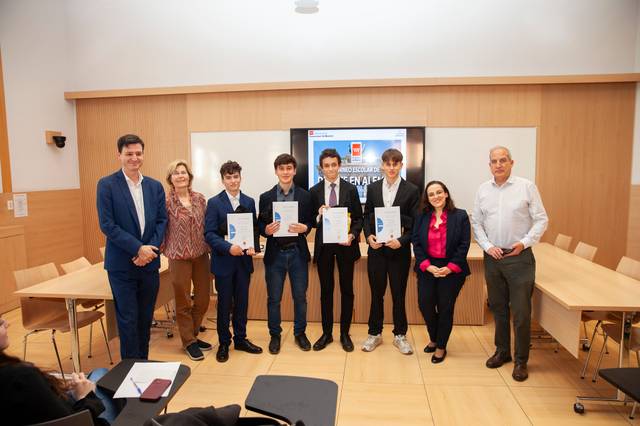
top-left (65, 297), bottom-right (81, 372)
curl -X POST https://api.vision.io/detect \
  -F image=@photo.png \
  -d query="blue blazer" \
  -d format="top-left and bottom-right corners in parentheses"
top-left (411, 208), bottom-right (471, 276)
top-left (258, 185), bottom-right (313, 266)
top-left (97, 170), bottom-right (167, 272)
top-left (204, 190), bottom-right (260, 277)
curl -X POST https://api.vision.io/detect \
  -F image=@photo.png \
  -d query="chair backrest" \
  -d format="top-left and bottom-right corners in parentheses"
top-left (60, 257), bottom-right (91, 274)
top-left (29, 409), bottom-right (94, 426)
top-left (554, 233), bottom-right (573, 251)
top-left (13, 263), bottom-right (66, 330)
top-left (616, 256), bottom-right (640, 281)
top-left (99, 246), bottom-right (105, 260)
top-left (573, 241), bottom-right (598, 262)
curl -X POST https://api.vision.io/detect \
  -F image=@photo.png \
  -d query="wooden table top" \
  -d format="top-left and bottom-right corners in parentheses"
top-left (14, 256), bottom-right (169, 300)
top-left (533, 243), bottom-right (640, 311)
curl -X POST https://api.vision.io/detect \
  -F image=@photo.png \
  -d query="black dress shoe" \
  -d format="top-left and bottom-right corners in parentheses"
top-left (294, 333), bottom-right (311, 351)
top-left (340, 334), bottom-right (354, 352)
top-left (431, 349), bottom-right (447, 364)
top-left (313, 334), bottom-right (333, 351)
top-left (216, 344), bottom-right (229, 362)
top-left (512, 362), bottom-right (529, 382)
top-left (235, 339), bottom-right (263, 354)
top-left (269, 335), bottom-right (281, 354)
top-left (486, 351), bottom-right (513, 368)
top-left (423, 344), bottom-right (437, 353)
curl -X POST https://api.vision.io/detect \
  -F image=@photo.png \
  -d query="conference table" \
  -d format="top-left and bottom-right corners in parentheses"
top-left (14, 257), bottom-right (171, 373)
top-left (531, 243), bottom-right (640, 405)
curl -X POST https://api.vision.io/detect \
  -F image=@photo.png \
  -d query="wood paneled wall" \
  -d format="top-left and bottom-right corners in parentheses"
top-left (628, 185), bottom-right (640, 260)
top-left (0, 190), bottom-right (84, 268)
top-left (76, 83), bottom-right (636, 268)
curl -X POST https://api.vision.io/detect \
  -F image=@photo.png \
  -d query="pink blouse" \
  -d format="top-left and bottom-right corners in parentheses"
top-left (163, 190), bottom-right (209, 260)
top-left (419, 210), bottom-right (461, 274)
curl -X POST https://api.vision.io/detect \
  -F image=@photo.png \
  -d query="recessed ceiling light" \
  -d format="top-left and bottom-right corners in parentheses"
top-left (295, 0), bottom-right (319, 14)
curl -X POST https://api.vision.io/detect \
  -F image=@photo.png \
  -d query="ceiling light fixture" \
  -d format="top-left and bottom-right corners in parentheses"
top-left (295, 0), bottom-right (319, 14)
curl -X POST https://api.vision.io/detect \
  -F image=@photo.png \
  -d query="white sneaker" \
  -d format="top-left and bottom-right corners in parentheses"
top-left (361, 334), bottom-right (382, 352)
top-left (393, 334), bottom-right (413, 355)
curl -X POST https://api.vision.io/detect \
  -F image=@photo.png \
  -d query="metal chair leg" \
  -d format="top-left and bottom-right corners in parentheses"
top-left (88, 322), bottom-right (94, 358)
top-left (51, 330), bottom-right (66, 383)
top-left (580, 323), bottom-right (600, 378)
top-left (592, 334), bottom-right (608, 383)
top-left (98, 317), bottom-right (113, 365)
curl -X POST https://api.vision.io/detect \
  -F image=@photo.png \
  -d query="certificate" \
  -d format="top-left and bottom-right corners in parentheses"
top-left (374, 206), bottom-right (401, 243)
top-left (227, 213), bottom-right (254, 249)
top-left (273, 201), bottom-right (298, 237)
top-left (322, 207), bottom-right (349, 244)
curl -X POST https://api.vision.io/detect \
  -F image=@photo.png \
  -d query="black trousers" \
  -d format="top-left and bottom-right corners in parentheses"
top-left (367, 247), bottom-right (411, 336)
top-left (484, 248), bottom-right (536, 364)
top-left (316, 245), bottom-right (355, 335)
top-left (417, 258), bottom-right (465, 349)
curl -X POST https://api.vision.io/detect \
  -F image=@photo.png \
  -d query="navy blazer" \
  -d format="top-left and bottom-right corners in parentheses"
top-left (97, 170), bottom-right (167, 272)
top-left (411, 208), bottom-right (471, 276)
top-left (258, 184), bottom-right (313, 266)
top-left (309, 178), bottom-right (363, 262)
top-left (204, 190), bottom-right (260, 277)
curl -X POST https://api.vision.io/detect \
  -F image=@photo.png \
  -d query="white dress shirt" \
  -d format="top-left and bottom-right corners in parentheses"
top-left (123, 169), bottom-right (145, 235)
top-left (382, 177), bottom-right (401, 207)
top-left (471, 175), bottom-right (548, 251)
top-left (226, 190), bottom-right (240, 210)
top-left (324, 178), bottom-right (340, 206)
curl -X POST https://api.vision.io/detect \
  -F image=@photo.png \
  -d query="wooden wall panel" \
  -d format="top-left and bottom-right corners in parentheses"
top-left (76, 95), bottom-right (188, 263)
top-left (538, 83), bottom-right (635, 268)
top-left (628, 184), bottom-right (640, 260)
top-left (0, 190), bottom-right (84, 268)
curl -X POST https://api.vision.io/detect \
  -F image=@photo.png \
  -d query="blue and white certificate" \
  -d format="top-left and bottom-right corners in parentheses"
top-left (374, 206), bottom-right (401, 243)
top-left (322, 207), bottom-right (348, 244)
top-left (227, 213), bottom-right (254, 249)
top-left (273, 201), bottom-right (298, 237)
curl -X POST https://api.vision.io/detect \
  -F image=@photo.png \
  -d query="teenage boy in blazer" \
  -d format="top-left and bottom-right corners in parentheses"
top-left (204, 161), bottom-right (263, 362)
top-left (258, 153), bottom-right (314, 354)
top-left (97, 134), bottom-right (167, 359)
top-left (309, 148), bottom-right (363, 352)
top-left (362, 148), bottom-right (420, 355)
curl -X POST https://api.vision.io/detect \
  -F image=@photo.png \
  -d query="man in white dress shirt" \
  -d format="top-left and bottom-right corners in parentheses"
top-left (471, 146), bottom-right (548, 381)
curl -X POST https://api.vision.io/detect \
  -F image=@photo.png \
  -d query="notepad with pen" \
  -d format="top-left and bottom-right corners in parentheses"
top-left (113, 361), bottom-right (180, 398)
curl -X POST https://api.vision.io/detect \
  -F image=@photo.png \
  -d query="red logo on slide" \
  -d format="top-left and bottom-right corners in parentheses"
top-left (309, 130), bottom-right (314, 136)
top-left (351, 142), bottom-right (362, 163)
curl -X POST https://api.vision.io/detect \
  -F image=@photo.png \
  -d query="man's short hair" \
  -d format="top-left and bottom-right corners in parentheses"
top-left (220, 161), bottom-right (242, 178)
top-left (489, 145), bottom-right (512, 161)
top-left (319, 148), bottom-right (341, 166)
top-left (117, 134), bottom-right (144, 153)
top-left (274, 153), bottom-right (297, 169)
top-left (381, 148), bottom-right (403, 163)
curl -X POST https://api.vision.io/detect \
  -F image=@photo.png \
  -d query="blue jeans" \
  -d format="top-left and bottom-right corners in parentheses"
top-left (265, 246), bottom-right (309, 336)
top-left (87, 368), bottom-right (120, 423)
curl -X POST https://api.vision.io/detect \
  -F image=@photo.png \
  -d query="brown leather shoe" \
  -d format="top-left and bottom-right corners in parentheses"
top-left (512, 362), bottom-right (528, 382)
top-left (485, 351), bottom-right (513, 368)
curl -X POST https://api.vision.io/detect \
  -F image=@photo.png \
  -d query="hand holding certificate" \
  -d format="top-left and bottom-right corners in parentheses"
top-left (374, 206), bottom-right (401, 243)
top-left (227, 213), bottom-right (254, 250)
top-left (273, 201), bottom-right (298, 237)
top-left (322, 207), bottom-right (349, 244)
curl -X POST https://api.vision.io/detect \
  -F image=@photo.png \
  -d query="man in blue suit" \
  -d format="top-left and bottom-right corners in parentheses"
top-left (204, 161), bottom-right (263, 362)
top-left (259, 153), bottom-right (314, 354)
top-left (96, 134), bottom-right (167, 359)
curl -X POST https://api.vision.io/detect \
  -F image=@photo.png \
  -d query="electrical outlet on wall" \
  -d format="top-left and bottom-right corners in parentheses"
top-left (7, 200), bottom-right (13, 210)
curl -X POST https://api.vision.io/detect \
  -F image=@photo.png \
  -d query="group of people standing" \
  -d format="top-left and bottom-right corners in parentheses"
top-left (96, 134), bottom-right (548, 385)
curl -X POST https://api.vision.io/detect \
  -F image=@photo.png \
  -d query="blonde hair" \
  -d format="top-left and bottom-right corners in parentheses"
top-left (166, 159), bottom-right (194, 188)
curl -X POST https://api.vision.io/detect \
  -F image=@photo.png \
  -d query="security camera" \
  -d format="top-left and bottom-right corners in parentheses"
top-left (52, 135), bottom-right (66, 148)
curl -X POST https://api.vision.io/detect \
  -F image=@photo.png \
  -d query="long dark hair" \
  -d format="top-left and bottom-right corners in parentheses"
top-left (0, 350), bottom-right (69, 397)
top-left (420, 180), bottom-right (456, 213)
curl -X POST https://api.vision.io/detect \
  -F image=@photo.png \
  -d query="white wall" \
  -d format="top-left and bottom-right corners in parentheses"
top-left (0, 0), bottom-right (79, 191)
top-left (1, 0), bottom-right (640, 191)
top-left (65, 0), bottom-right (639, 91)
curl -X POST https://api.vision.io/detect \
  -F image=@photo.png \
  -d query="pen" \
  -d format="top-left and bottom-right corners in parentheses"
top-left (130, 377), bottom-right (143, 395)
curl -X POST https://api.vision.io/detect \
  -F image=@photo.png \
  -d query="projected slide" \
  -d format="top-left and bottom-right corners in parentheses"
top-left (307, 128), bottom-right (407, 202)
